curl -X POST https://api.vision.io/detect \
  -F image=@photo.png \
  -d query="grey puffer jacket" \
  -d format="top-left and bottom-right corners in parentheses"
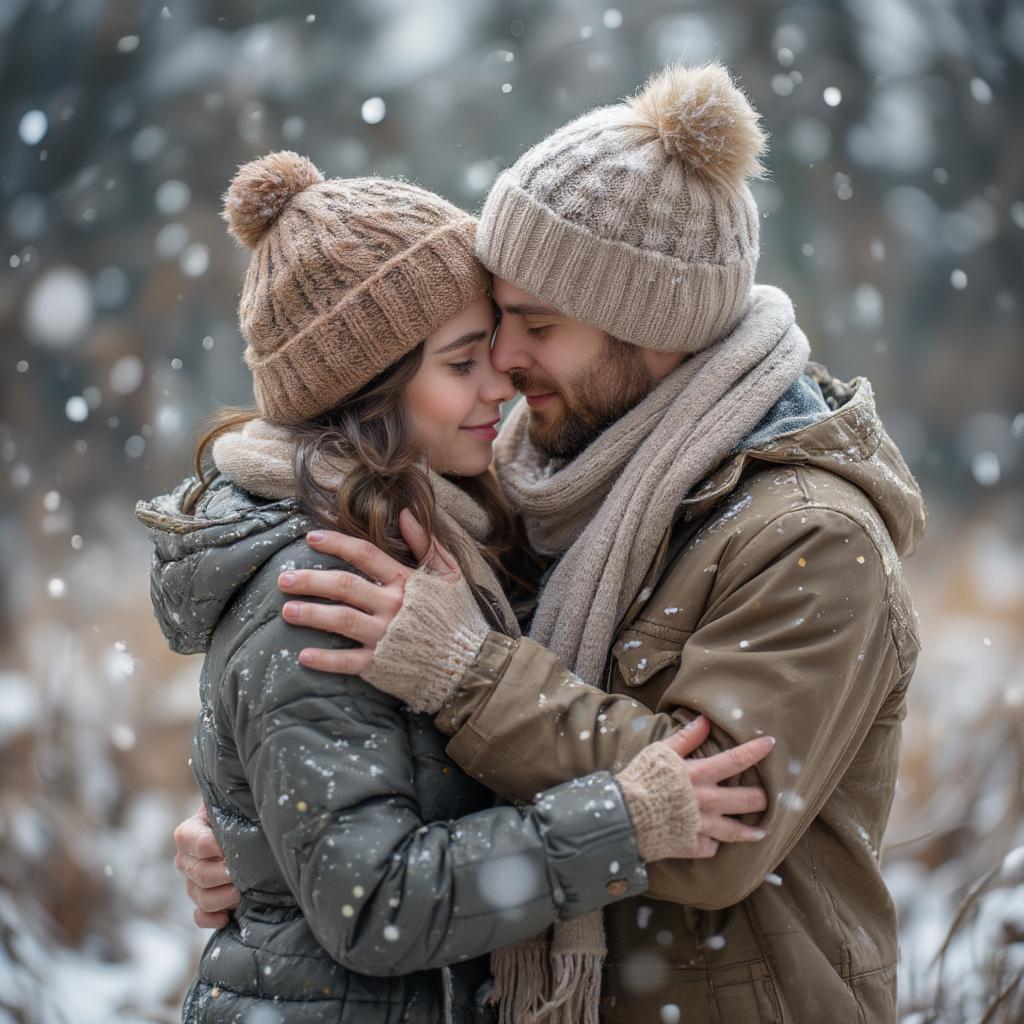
top-left (137, 477), bottom-right (648, 1024)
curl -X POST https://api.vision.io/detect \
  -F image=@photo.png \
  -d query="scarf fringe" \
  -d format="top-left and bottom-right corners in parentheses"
top-left (534, 951), bottom-right (604, 1024)
top-left (489, 936), bottom-right (552, 1023)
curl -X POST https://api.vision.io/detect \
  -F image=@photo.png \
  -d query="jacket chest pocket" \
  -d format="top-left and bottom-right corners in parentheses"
top-left (609, 627), bottom-right (688, 693)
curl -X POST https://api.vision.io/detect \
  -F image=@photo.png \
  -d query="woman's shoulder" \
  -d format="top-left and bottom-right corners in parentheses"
top-left (195, 473), bottom-right (299, 521)
top-left (138, 475), bottom-right (313, 656)
top-left (214, 529), bottom-right (397, 715)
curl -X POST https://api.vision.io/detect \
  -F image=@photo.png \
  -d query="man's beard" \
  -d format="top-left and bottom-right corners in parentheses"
top-left (512, 337), bottom-right (654, 460)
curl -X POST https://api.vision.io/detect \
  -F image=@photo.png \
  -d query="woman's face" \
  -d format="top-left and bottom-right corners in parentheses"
top-left (404, 296), bottom-right (515, 477)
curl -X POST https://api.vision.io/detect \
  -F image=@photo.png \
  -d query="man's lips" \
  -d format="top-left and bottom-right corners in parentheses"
top-left (525, 393), bottom-right (555, 408)
top-left (461, 418), bottom-right (500, 441)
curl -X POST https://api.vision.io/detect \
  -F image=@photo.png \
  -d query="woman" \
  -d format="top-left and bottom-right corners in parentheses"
top-left (138, 151), bottom-right (773, 1023)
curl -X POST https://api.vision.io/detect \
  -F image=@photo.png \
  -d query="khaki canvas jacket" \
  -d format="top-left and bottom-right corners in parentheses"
top-left (434, 366), bottom-right (926, 1023)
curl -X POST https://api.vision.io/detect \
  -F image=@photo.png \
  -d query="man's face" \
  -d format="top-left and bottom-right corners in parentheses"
top-left (490, 278), bottom-right (654, 459)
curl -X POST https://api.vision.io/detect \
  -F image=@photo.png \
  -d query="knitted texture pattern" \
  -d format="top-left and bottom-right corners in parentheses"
top-left (614, 741), bottom-right (702, 862)
top-left (222, 151), bottom-right (489, 424)
top-left (362, 570), bottom-right (492, 715)
top-left (476, 63), bottom-right (768, 355)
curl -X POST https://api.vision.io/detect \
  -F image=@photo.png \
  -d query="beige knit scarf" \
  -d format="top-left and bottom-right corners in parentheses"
top-left (210, 420), bottom-right (585, 1022)
top-left (497, 283), bottom-right (811, 686)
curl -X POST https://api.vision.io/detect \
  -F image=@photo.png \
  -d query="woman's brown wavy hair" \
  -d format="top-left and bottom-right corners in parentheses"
top-left (182, 343), bottom-right (520, 579)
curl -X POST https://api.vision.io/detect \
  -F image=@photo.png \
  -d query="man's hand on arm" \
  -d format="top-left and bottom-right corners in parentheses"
top-left (173, 803), bottom-right (239, 928)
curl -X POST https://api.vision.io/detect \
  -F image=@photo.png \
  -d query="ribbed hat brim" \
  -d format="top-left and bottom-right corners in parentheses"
top-left (477, 176), bottom-right (753, 353)
top-left (247, 218), bottom-right (489, 424)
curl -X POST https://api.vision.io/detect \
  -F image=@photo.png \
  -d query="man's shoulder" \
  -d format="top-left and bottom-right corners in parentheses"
top-left (696, 460), bottom-right (890, 548)
top-left (620, 461), bottom-right (919, 669)
top-left (631, 463), bottom-right (901, 625)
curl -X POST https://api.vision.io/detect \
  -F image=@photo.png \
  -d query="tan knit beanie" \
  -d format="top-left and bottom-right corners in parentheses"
top-left (222, 151), bottom-right (489, 424)
top-left (476, 63), bottom-right (768, 355)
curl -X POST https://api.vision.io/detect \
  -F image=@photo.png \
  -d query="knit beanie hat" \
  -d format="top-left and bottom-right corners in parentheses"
top-left (222, 152), bottom-right (489, 424)
top-left (476, 63), bottom-right (768, 355)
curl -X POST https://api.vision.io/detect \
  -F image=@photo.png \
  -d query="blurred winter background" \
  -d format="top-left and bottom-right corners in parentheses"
top-left (1, 0), bottom-right (1022, 1021)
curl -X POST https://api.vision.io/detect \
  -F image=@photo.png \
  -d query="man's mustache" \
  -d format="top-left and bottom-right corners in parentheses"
top-left (511, 370), bottom-right (560, 397)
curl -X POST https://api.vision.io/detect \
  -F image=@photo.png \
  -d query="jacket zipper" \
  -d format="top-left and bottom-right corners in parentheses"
top-left (441, 964), bottom-right (454, 1024)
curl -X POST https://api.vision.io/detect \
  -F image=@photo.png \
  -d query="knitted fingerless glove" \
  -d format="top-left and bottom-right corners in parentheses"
top-left (614, 742), bottom-right (702, 862)
top-left (362, 569), bottom-right (492, 715)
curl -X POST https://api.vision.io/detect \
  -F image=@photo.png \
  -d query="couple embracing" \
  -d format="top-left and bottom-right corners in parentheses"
top-left (138, 63), bottom-right (925, 1024)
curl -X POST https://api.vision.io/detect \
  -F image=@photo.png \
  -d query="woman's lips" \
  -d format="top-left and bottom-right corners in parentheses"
top-left (525, 393), bottom-right (554, 408)
top-left (461, 420), bottom-right (500, 441)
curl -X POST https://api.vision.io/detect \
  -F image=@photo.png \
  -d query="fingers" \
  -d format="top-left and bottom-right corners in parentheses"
top-left (660, 715), bottom-right (710, 758)
top-left (305, 530), bottom-right (409, 585)
top-left (690, 834), bottom-right (720, 859)
top-left (186, 878), bottom-right (240, 914)
top-left (704, 785), bottom-right (769, 817)
top-left (279, 568), bottom-right (398, 616)
top-left (282, 600), bottom-right (384, 646)
top-left (398, 508), bottom-right (432, 565)
top-left (194, 908), bottom-right (231, 929)
top-left (174, 812), bottom-right (224, 861)
top-left (399, 509), bottom-right (462, 582)
top-left (695, 735), bottom-right (776, 785)
top-left (700, 814), bottom-right (768, 844)
top-left (175, 850), bottom-right (233, 889)
top-left (297, 646), bottom-right (373, 675)
top-left (177, 804), bottom-right (235, 929)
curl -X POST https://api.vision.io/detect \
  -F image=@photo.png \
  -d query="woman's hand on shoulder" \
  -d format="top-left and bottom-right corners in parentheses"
top-left (278, 509), bottom-right (460, 675)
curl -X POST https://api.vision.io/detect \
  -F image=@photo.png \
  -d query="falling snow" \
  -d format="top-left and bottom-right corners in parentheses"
top-left (1, 3), bottom-right (1020, 1022)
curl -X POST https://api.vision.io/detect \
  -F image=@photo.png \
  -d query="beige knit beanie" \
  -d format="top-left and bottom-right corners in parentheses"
top-left (222, 151), bottom-right (490, 424)
top-left (476, 63), bottom-right (768, 355)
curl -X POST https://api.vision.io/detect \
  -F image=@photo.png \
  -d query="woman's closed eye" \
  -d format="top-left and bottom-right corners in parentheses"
top-left (524, 324), bottom-right (550, 338)
top-left (449, 358), bottom-right (478, 375)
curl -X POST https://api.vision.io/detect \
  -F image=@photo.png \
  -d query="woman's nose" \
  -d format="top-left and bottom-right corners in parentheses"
top-left (482, 363), bottom-right (516, 404)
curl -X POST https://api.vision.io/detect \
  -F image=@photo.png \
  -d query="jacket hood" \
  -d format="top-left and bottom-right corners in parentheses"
top-left (135, 477), bottom-right (311, 655)
top-left (681, 362), bottom-right (927, 558)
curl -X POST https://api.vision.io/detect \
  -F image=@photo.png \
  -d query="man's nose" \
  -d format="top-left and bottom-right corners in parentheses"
top-left (490, 320), bottom-right (532, 374)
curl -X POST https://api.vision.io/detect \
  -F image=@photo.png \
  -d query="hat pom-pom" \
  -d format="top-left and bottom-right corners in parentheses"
top-left (628, 63), bottom-right (767, 190)
top-left (222, 150), bottom-right (324, 248)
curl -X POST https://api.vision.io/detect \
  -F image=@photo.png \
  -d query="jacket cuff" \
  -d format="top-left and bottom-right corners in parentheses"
top-left (363, 570), bottom-right (492, 715)
top-left (532, 770), bottom-right (648, 917)
top-left (614, 742), bottom-right (701, 862)
top-left (432, 629), bottom-right (515, 735)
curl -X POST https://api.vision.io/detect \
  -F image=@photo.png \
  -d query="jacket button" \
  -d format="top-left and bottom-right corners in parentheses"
top-left (606, 879), bottom-right (628, 898)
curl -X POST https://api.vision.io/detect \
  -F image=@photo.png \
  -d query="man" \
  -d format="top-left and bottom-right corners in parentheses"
top-left (176, 63), bottom-right (925, 1021)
